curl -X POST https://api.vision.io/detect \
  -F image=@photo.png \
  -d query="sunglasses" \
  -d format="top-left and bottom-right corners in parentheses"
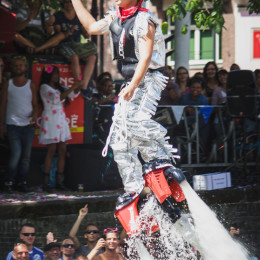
top-left (103, 228), bottom-right (118, 235)
top-left (62, 244), bottom-right (75, 248)
top-left (21, 233), bottom-right (36, 237)
top-left (85, 230), bottom-right (99, 234)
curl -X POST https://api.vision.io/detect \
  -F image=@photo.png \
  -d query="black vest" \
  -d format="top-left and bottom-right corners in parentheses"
top-left (110, 13), bottom-right (139, 79)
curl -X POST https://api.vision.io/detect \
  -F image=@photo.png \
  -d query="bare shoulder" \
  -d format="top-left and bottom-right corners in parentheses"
top-left (93, 255), bottom-right (102, 260)
top-left (118, 253), bottom-right (125, 260)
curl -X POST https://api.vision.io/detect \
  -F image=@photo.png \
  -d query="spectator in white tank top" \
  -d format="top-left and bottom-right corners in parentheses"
top-left (0, 56), bottom-right (38, 192)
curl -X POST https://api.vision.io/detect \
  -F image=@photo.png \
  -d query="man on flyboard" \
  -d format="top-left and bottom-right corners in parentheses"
top-left (71, 0), bottom-right (186, 232)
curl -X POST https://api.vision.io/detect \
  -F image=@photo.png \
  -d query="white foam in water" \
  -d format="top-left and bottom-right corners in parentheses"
top-left (125, 196), bottom-right (197, 259)
top-left (124, 180), bottom-right (248, 260)
top-left (135, 238), bottom-right (155, 260)
top-left (180, 180), bottom-right (249, 260)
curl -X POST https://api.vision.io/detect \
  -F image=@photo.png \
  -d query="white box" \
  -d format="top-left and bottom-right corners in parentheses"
top-left (193, 172), bottom-right (231, 191)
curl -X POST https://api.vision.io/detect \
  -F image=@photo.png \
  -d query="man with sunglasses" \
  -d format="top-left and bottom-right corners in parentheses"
top-left (69, 205), bottom-right (104, 259)
top-left (59, 238), bottom-right (76, 260)
top-left (6, 223), bottom-right (44, 260)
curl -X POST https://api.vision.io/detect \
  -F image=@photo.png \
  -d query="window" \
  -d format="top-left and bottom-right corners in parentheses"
top-left (166, 15), bottom-right (223, 68)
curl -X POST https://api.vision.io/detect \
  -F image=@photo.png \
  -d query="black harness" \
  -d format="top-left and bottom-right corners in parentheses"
top-left (110, 13), bottom-right (139, 79)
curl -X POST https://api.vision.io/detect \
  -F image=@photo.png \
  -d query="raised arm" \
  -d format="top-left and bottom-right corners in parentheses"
top-left (69, 204), bottom-right (89, 249)
top-left (118, 22), bottom-right (155, 101)
top-left (15, 8), bottom-right (39, 32)
top-left (71, 0), bottom-right (109, 35)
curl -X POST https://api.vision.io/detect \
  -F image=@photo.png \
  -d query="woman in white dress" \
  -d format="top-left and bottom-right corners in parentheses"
top-left (39, 65), bottom-right (80, 190)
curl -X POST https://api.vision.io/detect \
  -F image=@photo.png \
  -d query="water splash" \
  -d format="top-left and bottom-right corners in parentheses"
top-left (125, 195), bottom-right (197, 259)
top-left (123, 180), bottom-right (248, 260)
top-left (180, 180), bottom-right (249, 260)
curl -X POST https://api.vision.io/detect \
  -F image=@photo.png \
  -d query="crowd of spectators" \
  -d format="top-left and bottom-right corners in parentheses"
top-left (0, 0), bottom-right (97, 192)
top-left (5, 205), bottom-right (125, 260)
top-left (5, 205), bottom-right (258, 260)
top-left (158, 62), bottom-right (259, 157)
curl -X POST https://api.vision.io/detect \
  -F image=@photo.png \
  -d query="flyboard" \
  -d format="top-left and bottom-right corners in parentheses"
top-left (114, 159), bottom-right (249, 260)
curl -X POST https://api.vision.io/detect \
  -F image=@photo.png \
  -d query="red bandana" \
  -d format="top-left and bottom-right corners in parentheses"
top-left (116, 0), bottom-right (148, 21)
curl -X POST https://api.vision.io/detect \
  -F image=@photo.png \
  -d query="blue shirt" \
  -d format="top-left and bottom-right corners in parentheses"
top-left (6, 246), bottom-right (44, 260)
top-left (179, 93), bottom-right (208, 106)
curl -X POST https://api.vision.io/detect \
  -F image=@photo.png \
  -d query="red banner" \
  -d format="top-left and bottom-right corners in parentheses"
top-left (32, 63), bottom-right (85, 147)
top-left (253, 30), bottom-right (260, 59)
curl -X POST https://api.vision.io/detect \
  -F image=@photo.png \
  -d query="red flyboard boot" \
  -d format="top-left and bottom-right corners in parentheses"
top-left (115, 192), bottom-right (140, 234)
top-left (163, 167), bottom-right (186, 202)
top-left (142, 159), bottom-right (186, 223)
top-left (115, 191), bottom-right (160, 235)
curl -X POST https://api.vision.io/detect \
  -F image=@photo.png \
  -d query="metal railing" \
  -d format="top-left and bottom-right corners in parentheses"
top-left (155, 105), bottom-right (259, 170)
top-left (95, 104), bottom-right (260, 170)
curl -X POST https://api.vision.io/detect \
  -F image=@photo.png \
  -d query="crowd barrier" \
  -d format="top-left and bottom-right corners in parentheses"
top-left (95, 104), bottom-right (260, 170)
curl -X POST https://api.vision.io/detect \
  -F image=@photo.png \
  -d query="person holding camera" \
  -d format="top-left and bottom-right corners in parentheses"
top-left (69, 205), bottom-right (104, 259)
top-left (92, 229), bottom-right (125, 260)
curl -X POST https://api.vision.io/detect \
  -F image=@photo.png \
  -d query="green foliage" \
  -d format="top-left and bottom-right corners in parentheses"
top-left (181, 23), bottom-right (188, 34)
top-left (161, 21), bottom-right (169, 34)
top-left (248, 0), bottom-right (260, 14)
top-left (40, 0), bottom-right (62, 11)
top-left (166, 0), bottom-right (260, 34)
top-left (24, 0), bottom-right (63, 12)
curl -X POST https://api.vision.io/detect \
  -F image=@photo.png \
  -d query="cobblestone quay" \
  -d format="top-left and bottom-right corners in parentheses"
top-left (0, 186), bottom-right (259, 259)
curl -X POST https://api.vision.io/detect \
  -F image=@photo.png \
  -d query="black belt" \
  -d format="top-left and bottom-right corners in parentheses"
top-left (147, 67), bottom-right (165, 73)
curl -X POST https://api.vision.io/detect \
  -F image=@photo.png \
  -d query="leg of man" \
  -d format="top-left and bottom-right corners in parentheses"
top-left (109, 73), bottom-right (174, 194)
top-left (5, 125), bottom-right (23, 187)
top-left (35, 32), bottom-right (66, 53)
top-left (137, 121), bottom-right (172, 163)
top-left (59, 43), bottom-right (81, 81)
top-left (70, 54), bottom-right (81, 81)
top-left (18, 124), bottom-right (35, 184)
top-left (81, 55), bottom-right (96, 90)
top-left (111, 135), bottom-right (144, 193)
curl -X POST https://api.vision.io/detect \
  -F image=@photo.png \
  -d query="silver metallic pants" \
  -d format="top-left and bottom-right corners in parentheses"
top-left (108, 71), bottom-right (176, 193)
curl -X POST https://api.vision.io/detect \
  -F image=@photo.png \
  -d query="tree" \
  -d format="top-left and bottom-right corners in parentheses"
top-left (30, 0), bottom-right (62, 12)
top-left (161, 0), bottom-right (260, 34)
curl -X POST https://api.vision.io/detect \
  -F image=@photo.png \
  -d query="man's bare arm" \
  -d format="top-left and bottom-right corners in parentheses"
top-left (71, 0), bottom-right (109, 35)
top-left (87, 238), bottom-right (106, 260)
top-left (69, 204), bottom-right (88, 250)
top-left (15, 8), bottom-right (38, 32)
